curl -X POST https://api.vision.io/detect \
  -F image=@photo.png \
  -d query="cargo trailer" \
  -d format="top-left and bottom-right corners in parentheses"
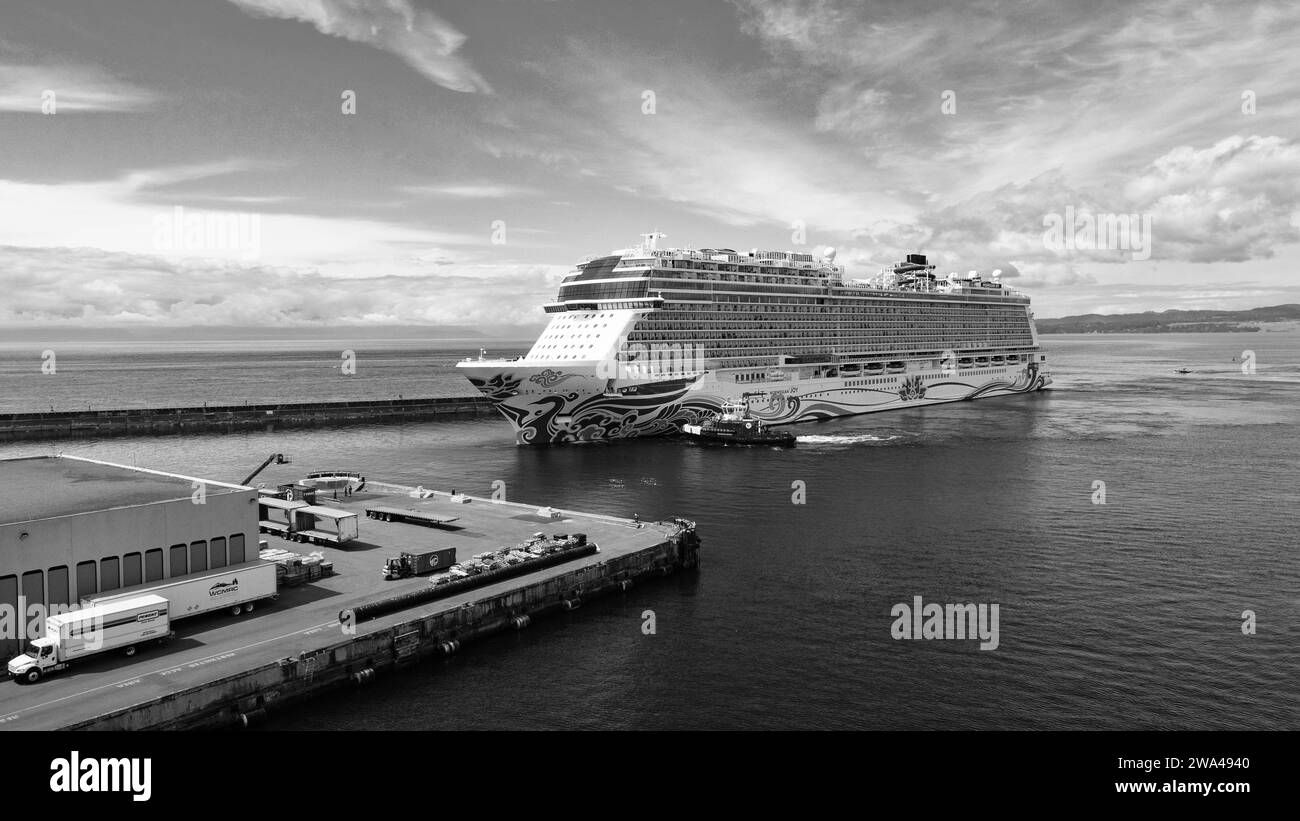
top-left (364, 505), bottom-right (460, 528)
top-left (258, 496), bottom-right (309, 537)
top-left (291, 505), bottom-right (359, 546)
top-left (84, 562), bottom-right (278, 620)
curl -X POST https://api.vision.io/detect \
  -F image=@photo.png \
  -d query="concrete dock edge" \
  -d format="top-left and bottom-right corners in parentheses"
top-left (60, 524), bottom-right (701, 730)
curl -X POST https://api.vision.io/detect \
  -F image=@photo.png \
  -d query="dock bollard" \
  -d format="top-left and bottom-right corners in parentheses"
top-left (510, 614), bottom-right (531, 629)
top-left (439, 640), bottom-right (460, 656)
top-left (618, 579), bottom-right (633, 592)
top-left (352, 668), bottom-right (375, 686)
top-left (562, 598), bottom-right (582, 611)
top-left (238, 708), bottom-right (268, 729)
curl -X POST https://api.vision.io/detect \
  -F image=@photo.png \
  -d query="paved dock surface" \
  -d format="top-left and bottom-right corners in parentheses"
top-left (0, 487), bottom-right (675, 730)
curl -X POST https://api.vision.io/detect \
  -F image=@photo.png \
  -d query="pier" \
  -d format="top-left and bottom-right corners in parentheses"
top-left (0, 396), bottom-right (495, 442)
top-left (0, 484), bottom-right (699, 730)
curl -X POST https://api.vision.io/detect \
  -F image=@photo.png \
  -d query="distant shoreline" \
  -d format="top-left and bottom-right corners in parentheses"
top-left (1035, 305), bottom-right (1300, 335)
top-left (1040, 326), bottom-right (1264, 334)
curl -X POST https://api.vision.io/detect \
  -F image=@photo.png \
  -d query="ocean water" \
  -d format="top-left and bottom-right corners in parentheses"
top-left (0, 339), bottom-right (528, 413)
top-left (1, 332), bottom-right (1297, 729)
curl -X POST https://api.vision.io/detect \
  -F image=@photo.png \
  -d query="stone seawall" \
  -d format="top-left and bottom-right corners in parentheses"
top-left (0, 396), bottom-right (495, 442)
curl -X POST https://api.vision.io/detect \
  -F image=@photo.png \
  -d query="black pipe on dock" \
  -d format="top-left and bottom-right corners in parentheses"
top-left (341, 542), bottom-right (601, 624)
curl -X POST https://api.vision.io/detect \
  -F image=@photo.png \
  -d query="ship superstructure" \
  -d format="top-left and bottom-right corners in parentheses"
top-left (458, 233), bottom-right (1051, 443)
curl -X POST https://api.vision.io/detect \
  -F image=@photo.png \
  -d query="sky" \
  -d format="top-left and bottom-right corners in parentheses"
top-left (0, 0), bottom-right (1298, 329)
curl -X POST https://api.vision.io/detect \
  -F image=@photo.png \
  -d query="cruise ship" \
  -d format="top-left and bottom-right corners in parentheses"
top-left (458, 233), bottom-right (1051, 443)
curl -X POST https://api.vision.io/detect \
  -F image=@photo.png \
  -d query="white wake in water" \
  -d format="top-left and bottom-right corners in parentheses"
top-left (795, 433), bottom-right (902, 445)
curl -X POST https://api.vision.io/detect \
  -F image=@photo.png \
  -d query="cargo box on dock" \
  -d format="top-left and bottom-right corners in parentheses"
top-left (404, 548), bottom-right (456, 575)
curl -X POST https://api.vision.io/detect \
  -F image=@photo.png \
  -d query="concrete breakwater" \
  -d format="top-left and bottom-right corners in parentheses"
top-left (0, 396), bottom-right (495, 441)
top-left (61, 523), bottom-right (701, 730)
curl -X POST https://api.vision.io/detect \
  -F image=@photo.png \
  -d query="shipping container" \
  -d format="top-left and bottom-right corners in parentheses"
top-left (404, 548), bottom-right (456, 575)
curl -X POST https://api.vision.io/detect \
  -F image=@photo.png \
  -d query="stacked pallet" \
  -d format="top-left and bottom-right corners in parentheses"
top-left (259, 547), bottom-right (335, 587)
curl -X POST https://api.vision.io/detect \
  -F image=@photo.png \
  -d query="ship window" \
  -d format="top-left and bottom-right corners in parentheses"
top-left (145, 549), bottom-right (164, 582)
top-left (124, 553), bottom-right (143, 587)
top-left (100, 557), bottom-right (121, 592)
top-left (47, 566), bottom-right (69, 607)
top-left (190, 541), bottom-right (208, 573)
top-left (169, 544), bottom-right (187, 578)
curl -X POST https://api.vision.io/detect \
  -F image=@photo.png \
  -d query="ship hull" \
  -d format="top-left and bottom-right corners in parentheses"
top-left (460, 362), bottom-right (1052, 444)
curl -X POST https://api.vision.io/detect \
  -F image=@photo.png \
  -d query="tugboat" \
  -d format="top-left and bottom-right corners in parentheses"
top-left (680, 400), bottom-right (796, 447)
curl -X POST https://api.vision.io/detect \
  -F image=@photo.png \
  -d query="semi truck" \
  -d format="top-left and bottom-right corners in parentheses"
top-left (7, 594), bottom-right (171, 683)
top-left (83, 562), bottom-right (278, 620)
top-left (383, 547), bottom-right (456, 580)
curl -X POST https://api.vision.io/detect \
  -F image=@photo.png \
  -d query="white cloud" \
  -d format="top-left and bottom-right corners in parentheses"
top-left (401, 183), bottom-right (541, 199)
top-left (225, 0), bottom-right (491, 93)
top-left (1124, 135), bottom-right (1300, 262)
top-left (524, 41), bottom-right (911, 235)
top-left (0, 163), bottom-right (485, 273)
top-left (838, 135), bottom-right (1300, 268)
top-left (0, 245), bottom-right (564, 327)
top-left (0, 63), bottom-right (158, 112)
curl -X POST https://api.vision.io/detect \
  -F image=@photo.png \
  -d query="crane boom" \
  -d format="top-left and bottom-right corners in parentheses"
top-left (241, 453), bottom-right (287, 486)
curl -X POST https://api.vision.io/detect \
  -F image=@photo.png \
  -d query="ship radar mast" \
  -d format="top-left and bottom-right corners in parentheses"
top-left (639, 231), bottom-right (666, 252)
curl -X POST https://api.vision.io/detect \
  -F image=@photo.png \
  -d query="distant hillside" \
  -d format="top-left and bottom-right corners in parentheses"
top-left (1037, 305), bottom-right (1300, 334)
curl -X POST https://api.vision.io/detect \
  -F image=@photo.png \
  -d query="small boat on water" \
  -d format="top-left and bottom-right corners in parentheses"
top-left (680, 400), bottom-right (796, 447)
top-left (300, 471), bottom-right (367, 492)
top-left (1174, 368), bottom-right (1192, 374)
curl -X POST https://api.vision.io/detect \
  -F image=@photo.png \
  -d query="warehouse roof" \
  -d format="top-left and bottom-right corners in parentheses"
top-left (0, 455), bottom-right (250, 525)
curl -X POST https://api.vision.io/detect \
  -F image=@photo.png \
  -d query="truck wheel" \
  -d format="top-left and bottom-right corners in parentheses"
top-left (231, 604), bottom-right (244, 616)
top-left (124, 646), bottom-right (137, 657)
top-left (24, 668), bottom-right (41, 683)
top-left (245, 602), bottom-right (256, 613)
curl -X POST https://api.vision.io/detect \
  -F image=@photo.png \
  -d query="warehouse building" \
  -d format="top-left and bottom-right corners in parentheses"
top-left (0, 455), bottom-right (258, 659)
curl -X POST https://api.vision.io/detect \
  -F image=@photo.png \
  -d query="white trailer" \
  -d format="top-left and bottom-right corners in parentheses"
top-left (259, 496), bottom-right (309, 537)
top-left (291, 505), bottom-right (359, 546)
top-left (7, 594), bottom-right (171, 683)
top-left (84, 562), bottom-right (278, 620)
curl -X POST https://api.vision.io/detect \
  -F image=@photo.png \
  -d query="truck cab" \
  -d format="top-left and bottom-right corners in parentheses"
top-left (7, 638), bottom-right (60, 683)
